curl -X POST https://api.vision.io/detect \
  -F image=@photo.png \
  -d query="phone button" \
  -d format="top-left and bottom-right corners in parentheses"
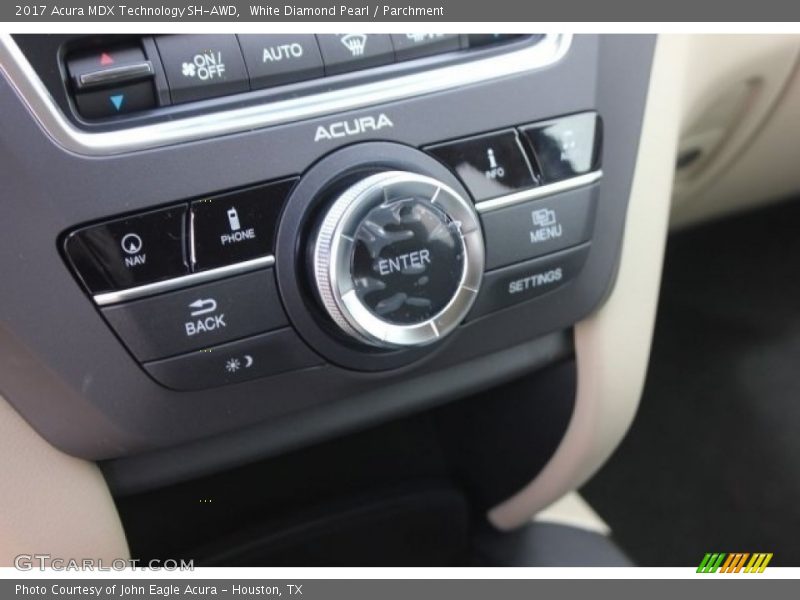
top-left (190, 178), bottom-right (296, 271)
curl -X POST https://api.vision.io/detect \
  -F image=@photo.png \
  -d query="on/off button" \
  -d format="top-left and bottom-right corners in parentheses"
top-left (155, 34), bottom-right (249, 103)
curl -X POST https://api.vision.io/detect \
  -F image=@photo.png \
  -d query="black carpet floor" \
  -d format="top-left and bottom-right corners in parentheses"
top-left (582, 199), bottom-right (800, 567)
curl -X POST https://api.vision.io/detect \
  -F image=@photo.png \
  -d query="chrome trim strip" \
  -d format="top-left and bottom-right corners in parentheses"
top-left (79, 61), bottom-right (154, 88)
top-left (474, 171), bottom-right (603, 213)
top-left (0, 34), bottom-right (571, 157)
top-left (93, 255), bottom-right (275, 306)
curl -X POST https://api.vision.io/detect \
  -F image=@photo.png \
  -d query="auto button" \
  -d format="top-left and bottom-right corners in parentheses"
top-left (237, 34), bottom-right (323, 89)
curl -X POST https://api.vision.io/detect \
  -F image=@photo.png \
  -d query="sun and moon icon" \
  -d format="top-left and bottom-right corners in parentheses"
top-left (224, 355), bottom-right (254, 373)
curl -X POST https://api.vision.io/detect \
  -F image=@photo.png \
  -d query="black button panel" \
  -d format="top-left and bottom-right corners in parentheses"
top-left (64, 206), bottom-right (188, 294)
top-left (66, 43), bottom-right (158, 119)
top-left (426, 130), bottom-right (538, 202)
top-left (418, 112), bottom-right (602, 317)
top-left (65, 178), bottom-right (294, 296)
top-left (468, 244), bottom-right (591, 320)
top-left (190, 179), bottom-right (295, 271)
top-left (102, 269), bottom-right (287, 362)
top-left (156, 34), bottom-right (250, 104)
top-left (521, 113), bottom-right (602, 183)
top-left (144, 328), bottom-right (323, 391)
top-left (57, 34), bottom-right (537, 123)
top-left (61, 111), bottom-right (603, 386)
top-left (316, 34), bottom-right (395, 75)
top-left (481, 186), bottom-right (597, 270)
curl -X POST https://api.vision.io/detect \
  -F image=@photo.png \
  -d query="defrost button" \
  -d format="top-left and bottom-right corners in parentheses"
top-left (317, 34), bottom-right (395, 75)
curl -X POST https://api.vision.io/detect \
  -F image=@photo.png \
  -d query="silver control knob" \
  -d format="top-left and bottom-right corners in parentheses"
top-left (312, 171), bottom-right (484, 349)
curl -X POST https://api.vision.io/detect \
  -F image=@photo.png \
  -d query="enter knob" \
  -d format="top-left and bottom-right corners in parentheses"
top-left (312, 170), bottom-right (484, 348)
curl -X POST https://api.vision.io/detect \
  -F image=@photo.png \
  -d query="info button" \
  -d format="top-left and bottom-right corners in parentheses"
top-left (191, 179), bottom-right (296, 271)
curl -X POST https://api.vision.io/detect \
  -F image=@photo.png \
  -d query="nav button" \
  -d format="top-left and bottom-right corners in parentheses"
top-left (190, 179), bottom-right (296, 271)
top-left (64, 205), bottom-right (188, 294)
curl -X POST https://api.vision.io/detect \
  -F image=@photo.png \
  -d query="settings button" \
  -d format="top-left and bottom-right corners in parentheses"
top-left (468, 245), bottom-right (591, 320)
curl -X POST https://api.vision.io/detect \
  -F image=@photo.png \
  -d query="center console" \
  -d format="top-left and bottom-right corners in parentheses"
top-left (0, 33), bottom-right (654, 494)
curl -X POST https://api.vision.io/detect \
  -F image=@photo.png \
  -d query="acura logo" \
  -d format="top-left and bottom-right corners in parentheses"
top-left (314, 113), bottom-right (394, 142)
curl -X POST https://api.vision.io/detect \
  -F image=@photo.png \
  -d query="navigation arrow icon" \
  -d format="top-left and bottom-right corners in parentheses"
top-left (109, 94), bottom-right (124, 111)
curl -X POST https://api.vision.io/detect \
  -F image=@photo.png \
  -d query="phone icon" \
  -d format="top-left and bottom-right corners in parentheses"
top-left (227, 207), bottom-right (241, 232)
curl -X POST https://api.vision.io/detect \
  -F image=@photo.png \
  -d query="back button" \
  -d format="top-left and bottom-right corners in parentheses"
top-left (102, 269), bottom-right (287, 361)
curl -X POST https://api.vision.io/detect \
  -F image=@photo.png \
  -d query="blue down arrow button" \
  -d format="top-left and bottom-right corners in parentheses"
top-left (74, 81), bottom-right (156, 119)
top-left (109, 94), bottom-right (125, 111)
